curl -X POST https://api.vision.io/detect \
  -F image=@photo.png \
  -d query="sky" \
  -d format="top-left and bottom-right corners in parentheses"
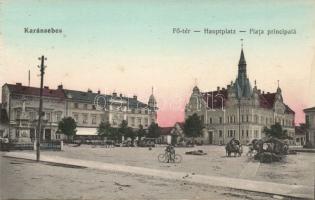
top-left (0, 0), bottom-right (315, 126)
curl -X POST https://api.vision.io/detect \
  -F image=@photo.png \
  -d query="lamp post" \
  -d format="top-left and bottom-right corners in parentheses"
top-left (238, 97), bottom-right (241, 141)
top-left (215, 94), bottom-right (225, 144)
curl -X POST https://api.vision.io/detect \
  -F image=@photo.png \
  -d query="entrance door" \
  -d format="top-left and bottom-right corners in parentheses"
top-left (209, 131), bottom-right (213, 144)
top-left (45, 129), bottom-right (51, 141)
top-left (30, 129), bottom-right (35, 141)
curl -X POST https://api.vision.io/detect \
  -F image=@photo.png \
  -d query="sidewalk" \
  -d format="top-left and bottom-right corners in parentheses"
top-left (4, 151), bottom-right (314, 199)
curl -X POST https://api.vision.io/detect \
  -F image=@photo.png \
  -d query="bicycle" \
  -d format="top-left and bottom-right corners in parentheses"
top-left (158, 151), bottom-right (182, 163)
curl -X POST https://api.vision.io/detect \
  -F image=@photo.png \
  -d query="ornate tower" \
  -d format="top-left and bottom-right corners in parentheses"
top-left (148, 87), bottom-right (157, 110)
top-left (234, 48), bottom-right (252, 98)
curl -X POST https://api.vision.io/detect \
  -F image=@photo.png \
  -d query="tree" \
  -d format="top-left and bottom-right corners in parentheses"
top-left (263, 123), bottom-right (290, 139)
top-left (58, 117), bottom-right (77, 140)
top-left (137, 124), bottom-right (146, 139)
top-left (147, 122), bottom-right (161, 138)
top-left (125, 127), bottom-right (136, 144)
top-left (118, 120), bottom-right (129, 136)
top-left (97, 121), bottom-right (112, 139)
top-left (184, 113), bottom-right (203, 139)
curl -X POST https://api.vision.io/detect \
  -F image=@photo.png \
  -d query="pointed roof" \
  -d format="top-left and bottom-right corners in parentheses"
top-left (238, 49), bottom-right (246, 66)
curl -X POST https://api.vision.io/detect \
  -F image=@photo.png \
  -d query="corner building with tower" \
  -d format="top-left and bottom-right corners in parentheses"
top-left (185, 49), bottom-right (296, 145)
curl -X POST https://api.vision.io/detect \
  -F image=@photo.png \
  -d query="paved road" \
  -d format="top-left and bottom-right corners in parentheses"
top-left (3, 151), bottom-right (314, 199)
top-left (0, 154), bottom-right (275, 200)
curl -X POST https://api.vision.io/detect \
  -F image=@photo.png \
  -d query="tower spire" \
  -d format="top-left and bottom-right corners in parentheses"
top-left (238, 40), bottom-right (247, 76)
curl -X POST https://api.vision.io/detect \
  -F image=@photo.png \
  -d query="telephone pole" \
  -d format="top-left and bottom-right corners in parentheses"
top-left (36, 55), bottom-right (47, 162)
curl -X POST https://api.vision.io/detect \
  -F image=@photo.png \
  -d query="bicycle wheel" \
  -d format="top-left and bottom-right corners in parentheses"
top-left (158, 153), bottom-right (167, 162)
top-left (174, 154), bottom-right (182, 163)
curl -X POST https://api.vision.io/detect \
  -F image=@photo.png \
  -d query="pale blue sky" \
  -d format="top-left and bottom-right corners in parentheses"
top-left (1, 0), bottom-right (315, 125)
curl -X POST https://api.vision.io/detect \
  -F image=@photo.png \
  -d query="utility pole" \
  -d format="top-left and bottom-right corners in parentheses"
top-left (36, 55), bottom-right (47, 162)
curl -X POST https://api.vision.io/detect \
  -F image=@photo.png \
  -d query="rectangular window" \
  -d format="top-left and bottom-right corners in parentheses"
top-left (219, 130), bottom-right (223, 137)
top-left (246, 130), bottom-right (249, 138)
top-left (101, 114), bottom-right (106, 122)
top-left (219, 117), bottom-right (222, 124)
top-left (46, 113), bottom-right (51, 122)
top-left (92, 115), bottom-right (97, 124)
top-left (73, 113), bottom-right (79, 122)
top-left (29, 112), bottom-right (36, 121)
top-left (138, 118), bottom-right (142, 125)
top-left (233, 130), bottom-right (236, 137)
top-left (131, 117), bottom-right (135, 126)
top-left (209, 118), bottom-right (212, 124)
top-left (246, 115), bottom-right (249, 122)
top-left (242, 115), bottom-right (244, 122)
top-left (16, 110), bottom-right (21, 119)
top-left (306, 115), bottom-right (310, 127)
top-left (145, 118), bottom-right (149, 127)
top-left (74, 103), bottom-right (78, 109)
top-left (254, 130), bottom-right (258, 138)
top-left (56, 112), bottom-right (62, 122)
top-left (241, 130), bottom-right (244, 137)
top-left (83, 114), bottom-right (88, 124)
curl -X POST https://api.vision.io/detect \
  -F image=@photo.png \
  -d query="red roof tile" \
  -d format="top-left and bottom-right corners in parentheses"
top-left (259, 93), bottom-right (275, 109)
top-left (160, 127), bottom-right (173, 135)
top-left (295, 125), bottom-right (306, 136)
top-left (6, 83), bottom-right (65, 99)
top-left (201, 89), bottom-right (228, 109)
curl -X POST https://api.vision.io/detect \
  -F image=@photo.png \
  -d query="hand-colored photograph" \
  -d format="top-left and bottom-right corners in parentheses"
top-left (0, 1), bottom-right (314, 199)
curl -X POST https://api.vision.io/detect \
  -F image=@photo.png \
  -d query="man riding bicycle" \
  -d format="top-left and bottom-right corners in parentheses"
top-left (165, 144), bottom-right (175, 163)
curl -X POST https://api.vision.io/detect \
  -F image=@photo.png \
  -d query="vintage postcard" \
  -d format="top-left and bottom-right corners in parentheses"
top-left (0, 1), bottom-right (314, 199)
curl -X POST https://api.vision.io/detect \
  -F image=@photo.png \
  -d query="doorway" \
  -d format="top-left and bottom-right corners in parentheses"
top-left (209, 131), bottom-right (213, 144)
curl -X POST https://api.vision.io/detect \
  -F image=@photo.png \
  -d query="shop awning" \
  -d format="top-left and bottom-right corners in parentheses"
top-left (76, 127), bottom-right (97, 136)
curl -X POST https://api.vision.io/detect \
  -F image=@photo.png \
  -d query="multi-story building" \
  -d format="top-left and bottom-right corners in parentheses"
top-left (0, 83), bottom-right (158, 141)
top-left (304, 106), bottom-right (315, 147)
top-left (185, 48), bottom-right (295, 145)
top-left (1, 83), bottom-right (66, 142)
top-left (63, 87), bottom-right (157, 135)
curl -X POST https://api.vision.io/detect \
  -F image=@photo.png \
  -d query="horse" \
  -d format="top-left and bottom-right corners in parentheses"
top-left (225, 142), bottom-right (243, 157)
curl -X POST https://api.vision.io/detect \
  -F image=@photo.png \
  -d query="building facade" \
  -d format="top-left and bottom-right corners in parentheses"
top-left (63, 87), bottom-right (158, 135)
top-left (1, 83), bottom-right (158, 141)
top-left (1, 83), bottom-right (66, 142)
top-left (304, 107), bottom-right (315, 147)
top-left (185, 49), bottom-right (295, 145)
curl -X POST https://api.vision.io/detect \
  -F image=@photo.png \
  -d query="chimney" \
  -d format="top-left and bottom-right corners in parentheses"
top-left (217, 86), bottom-right (220, 91)
top-left (133, 95), bottom-right (137, 100)
top-left (120, 93), bottom-right (123, 97)
top-left (262, 91), bottom-right (265, 94)
top-left (87, 89), bottom-right (92, 93)
top-left (258, 89), bottom-right (261, 94)
top-left (222, 87), bottom-right (225, 91)
top-left (44, 86), bottom-right (49, 89)
top-left (97, 90), bottom-right (100, 94)
top-left (57, 84), bottom-right (63, 90)
top-left (16, 83), bottom-right (22, 86)
top-left (113, 92), bottom-right (117, 97)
